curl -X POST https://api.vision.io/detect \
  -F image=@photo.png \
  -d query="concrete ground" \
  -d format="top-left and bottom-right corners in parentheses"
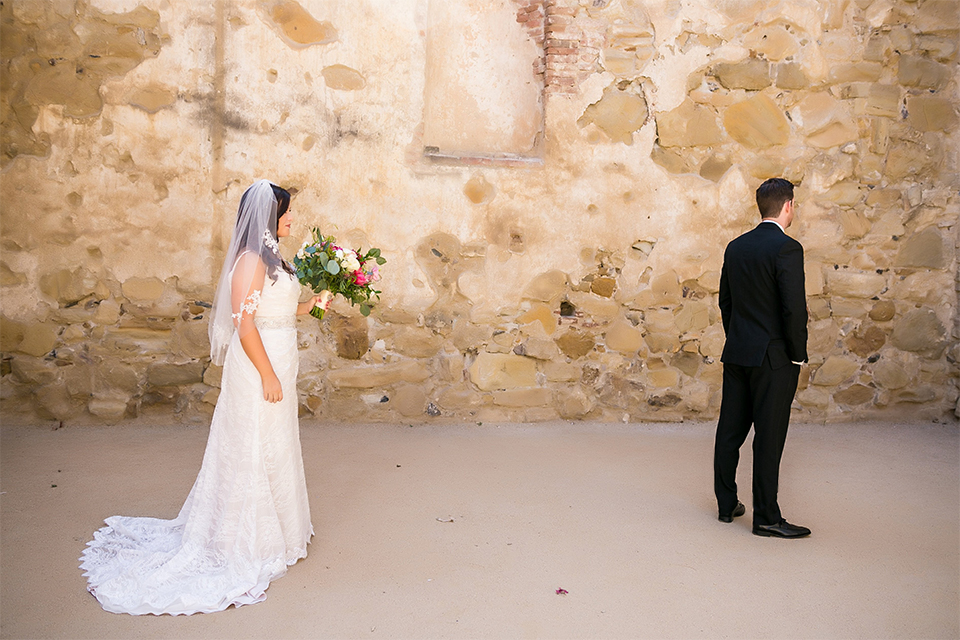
top-left (1, 419), bottom-right (957, 640)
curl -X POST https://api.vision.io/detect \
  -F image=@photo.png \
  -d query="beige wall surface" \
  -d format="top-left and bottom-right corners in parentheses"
top-left (1, 0), bottom-right (958, 425)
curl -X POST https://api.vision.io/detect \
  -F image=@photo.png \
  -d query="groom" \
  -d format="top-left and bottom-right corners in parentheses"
top-left (713, 178), bottom-right (810, 538)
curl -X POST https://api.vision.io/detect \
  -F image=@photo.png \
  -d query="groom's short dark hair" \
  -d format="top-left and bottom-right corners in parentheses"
top-left (756, 178), bottom-right (794, 219)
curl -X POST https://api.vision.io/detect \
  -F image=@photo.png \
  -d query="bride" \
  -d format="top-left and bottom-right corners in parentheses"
top-left (80, 180), bottom-right (330, 615)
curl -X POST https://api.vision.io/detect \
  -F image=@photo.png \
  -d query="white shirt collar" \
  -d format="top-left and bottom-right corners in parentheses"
top-left (761, 219), bottom-right (784, 232)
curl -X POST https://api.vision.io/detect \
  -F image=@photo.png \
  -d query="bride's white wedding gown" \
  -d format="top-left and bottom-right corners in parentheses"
top-left (80, 268), bottom-right (313, 615)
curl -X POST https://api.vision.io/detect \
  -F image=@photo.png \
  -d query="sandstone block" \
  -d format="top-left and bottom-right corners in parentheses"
top-left (825, 271), bottom-right (885, 298)
top-left (328, 361), bottom-right (429, 389)
top-left (174, 320), bottom-right (210, 359)
top-left (522, 270), bottom-right (568, 302)
top-left (392, 384), bottom-right (427, 417)
top-left (566, 292), bottom-right (620, 320)
top-left (392, 326), bottom-right (442, 358)
top-left (147, 362), bottom-right (204, 387)
top-left (838, 209), bottom-right (871, 239)
top-left (468, 352), bottom-right (537, 391)
top-left (869, 300), bottom-right (896, 322)
top-left (671, 351), bottom-right (702, 378)
top-left (0, 317), bottom-right (25, 351)
top-left (517, 303), bottom-right (558, 335)
top-left (895, 226), bottom-right (945, 269)
top-left (94, 299), bottom-right (121, 325)
top-left (203, 389), bottom-right (221, 406)
top-left (543, 360), bottom-right (581, 382)
top-left (812, 356), bottom-right (859, 386)
top-left (776, 62), bottom-right (809, 90)
top-left (699, 323), bottom-right (725, 358)
top-left (17, 322), bottom-right (59, 357)
top-left (873, 360), bottom-right (910, 390)
top-left (907, 96), bottom-right (958, 132)
top-left (807, 121), bottom-right (859, 149)
top-left (599, 374), bottom-right (646, 411)
top-left (39, 267), bottom-right (100, 305)
top-left (697, 271), bottom-right (721, 294)
top-left (917, 35), bottom-right (958, 62)
top-left (796, 91), bottom-right (851, 129)
top-left (834, 384), bottom-right (875, 406)
top-left (884, 139), bottom-right (938, 181)
top-left (35, 384), bottom-right (78, 421)
top-left (452, 319), bottom-right (491, 351)
top-left (650, 144), bottom-right (698, 174)
top-left (644, 330), bottom-right (680, 354)
top-left (680, 380), bottom-right (712, 413)
top-left (88, 392), bottom-right (131, 422)
top-left (121, 277), bottom-right (165, 301)
top-left (555, 329), bottom-right (595, 359)
top-left (604, 320), bottom-right (643, 354)
top-left (203, 364), bottom-right (222, 388)
top-left (821, 182), bottom-right (865, 207)
top-left (830, 298), bottom-right (868, 319)
top-left (577, 84), bottom-right (649, 144)
top-left (10, 356), bottom-right (59, 385)
top-left (493, 387), bottom-right (551, 407)
top-left (647, 367), bottom-right (679, 388)
top-left (808, 297), bottom-right (831, 321)
top-left (891, 271), bottom-right (952, 306)
top-left (0, 262), bottom-right (26, 286)
top-left (674, 301), bottom-right (710, 334)
top-left (516, 337), bottom-right (559, 360)
top-left (713, 59), bottom-right (772, 90)
top-left (590, 277), bottom-right (616, 298)
top-left (437, 387), bottom-right (481, 410)
top-left (898, 55), bottom-right (949, 89)
top-left (724, 94), bottom-right (789, 150)
top-left (332, 313), bottom-right (369, 360)
top-left (865, 84), bottom-right (900, 118)
top-left (894, 386), bottom-right (938, 404)
top-left (796, 387), bottom-right (830, 410)
top-left (829, 62), bottom-right (882, 83)
top-left (915, 0), bottom-right (960, 34)
top-left (102, 328), bottom-right (172, 355)
top-left (62, 363), bottom-right (93, 398)
top-left (656, 99), bottom-right (724, 148)
top-left (743, 25), bottom-right (799, 62)
top-left (846, 324), bottom-right (886, 357)
top-left (557, 386), bottom-right (595, 419)
top-left (891, 309), bottom-right (946, 356)
top-left (99, 362), bottom-right (142, 394)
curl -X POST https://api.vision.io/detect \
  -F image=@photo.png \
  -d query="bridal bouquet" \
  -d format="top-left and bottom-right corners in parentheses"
top-left (293, 228), bottom-right (385, 319)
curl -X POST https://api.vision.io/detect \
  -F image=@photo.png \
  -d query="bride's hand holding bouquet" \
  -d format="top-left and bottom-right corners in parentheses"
top-left (293, 228), bottom-right (385, 319)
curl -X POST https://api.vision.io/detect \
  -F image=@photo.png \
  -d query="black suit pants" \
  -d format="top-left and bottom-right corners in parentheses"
top-left (714, 353), bottom-right (800, 526)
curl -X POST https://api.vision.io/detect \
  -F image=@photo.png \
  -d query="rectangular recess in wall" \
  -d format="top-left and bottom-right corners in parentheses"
top-left (422, 0), bottom-right (544, 166)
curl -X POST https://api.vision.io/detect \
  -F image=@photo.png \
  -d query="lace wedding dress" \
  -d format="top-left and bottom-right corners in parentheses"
top-left (80, 268), bottom-right (313, 615)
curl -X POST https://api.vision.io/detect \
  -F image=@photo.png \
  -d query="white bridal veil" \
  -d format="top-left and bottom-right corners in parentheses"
top-left (208, 179), bottom-right (286, 365)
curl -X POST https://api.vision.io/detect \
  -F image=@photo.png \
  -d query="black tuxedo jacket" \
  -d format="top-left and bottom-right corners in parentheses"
top-left (719, 221), bottom-right (808, 368)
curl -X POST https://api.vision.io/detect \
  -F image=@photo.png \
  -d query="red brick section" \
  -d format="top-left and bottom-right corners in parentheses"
top-left (514, 0), bottom-right (605, 97)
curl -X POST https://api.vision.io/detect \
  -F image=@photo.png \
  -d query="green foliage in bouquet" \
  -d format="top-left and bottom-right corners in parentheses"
top-left (293, 228), bottom-right (386, 319)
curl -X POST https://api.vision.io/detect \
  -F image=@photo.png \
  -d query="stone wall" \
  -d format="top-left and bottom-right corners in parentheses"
top-left (1, 0), bottom-right (957, 425)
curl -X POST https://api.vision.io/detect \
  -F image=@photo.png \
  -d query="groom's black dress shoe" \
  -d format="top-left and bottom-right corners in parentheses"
top-left (752, 519), bottom-right (811, 538)
top-left (718, 501), bottom-right (745, 523)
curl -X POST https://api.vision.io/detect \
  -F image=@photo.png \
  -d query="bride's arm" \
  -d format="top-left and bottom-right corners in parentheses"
top-left (232, 254), bottom-right (283, 403)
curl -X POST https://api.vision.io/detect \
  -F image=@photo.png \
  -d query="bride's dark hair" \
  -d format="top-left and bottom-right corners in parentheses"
top-left (234, 183), bottom-right (296, 280)
top-left (271, 184), bottom-right (291, 225)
